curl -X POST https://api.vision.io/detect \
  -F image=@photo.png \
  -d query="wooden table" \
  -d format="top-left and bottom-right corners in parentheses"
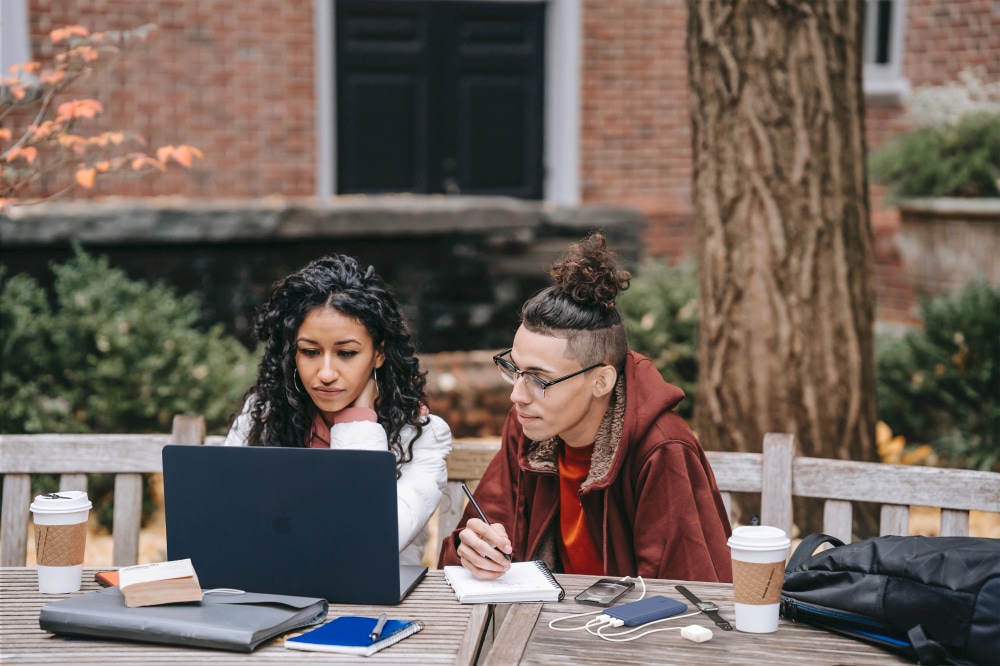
top-left (480, 574), bottom-right (913, 665)
top-left (1, 568), bottom-right (488, 665)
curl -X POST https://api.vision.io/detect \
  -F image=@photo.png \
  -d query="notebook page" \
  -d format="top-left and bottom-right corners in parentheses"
top-left (444, 561), bottom-right (563, 603)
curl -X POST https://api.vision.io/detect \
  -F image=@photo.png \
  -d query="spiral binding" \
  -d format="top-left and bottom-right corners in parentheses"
top-left (533, 560), bottom-right (566, 600)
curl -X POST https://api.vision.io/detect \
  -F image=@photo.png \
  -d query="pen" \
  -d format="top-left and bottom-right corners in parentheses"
top-left (461, 483), bottom-right (513, 562)
top-left (369, 613), bottom-right (388, 642)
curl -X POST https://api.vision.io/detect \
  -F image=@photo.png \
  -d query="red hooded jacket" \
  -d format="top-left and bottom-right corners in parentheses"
top-left (439, 350), bottom-right (733, 582)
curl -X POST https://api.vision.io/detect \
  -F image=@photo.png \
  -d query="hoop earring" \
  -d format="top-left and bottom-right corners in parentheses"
top-left (373, 368), bottom-right (379, 396)
top-left (293, 369), bottom-right (307, 395)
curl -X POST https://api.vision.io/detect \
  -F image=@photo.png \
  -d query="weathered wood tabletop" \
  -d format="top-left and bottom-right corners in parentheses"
top-left (481, 573), bottom-right (913, 666)
top-left (1, 568), bottom-right (489, 665)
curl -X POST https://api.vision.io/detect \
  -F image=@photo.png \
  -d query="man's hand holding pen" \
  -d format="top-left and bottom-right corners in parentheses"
top-left (458, 483), bottom-right (513, 579)
top-left (458, 518), bottom-right (513, 579)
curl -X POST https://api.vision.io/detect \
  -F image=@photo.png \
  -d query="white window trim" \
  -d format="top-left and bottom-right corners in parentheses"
top-left (0, 0), bottom-right (33, 79)
top-left (863, 0), bottom-right (911, 103)
top-left (314, 0), bottom-right (580, 204)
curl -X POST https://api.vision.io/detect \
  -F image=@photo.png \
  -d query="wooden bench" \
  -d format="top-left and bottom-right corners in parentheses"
top-left (785, 441), bottom-right (999, 543)
top-left (439, 432), bottom-right (1000, 555)
top-left (0, 416), bottom-right (210, 568)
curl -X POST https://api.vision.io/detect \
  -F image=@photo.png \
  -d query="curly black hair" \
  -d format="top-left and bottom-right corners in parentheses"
top-left (240, 254), bottom-right (427, 469)
top-left (521, 232), bottom-right (631, 371)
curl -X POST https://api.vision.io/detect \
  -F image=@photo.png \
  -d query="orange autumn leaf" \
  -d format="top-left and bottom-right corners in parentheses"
top-left (40, 69), bottom-right (66, 85)
top-left (156, 144), bottom-right (202, 168)
top-left (77, 46), bottom-right (100, 63)
top-left (56, 99), bottom-right (104, 121)
top-left (75, 167), bottom-right (97, 188)
top-left (50, 25), bottom-right (89, 44)
top-left (5, 146), bottom-right (38, 164)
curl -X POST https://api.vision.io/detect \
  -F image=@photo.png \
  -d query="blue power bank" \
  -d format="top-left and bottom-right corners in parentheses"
top-left (604, 595), bottom-right (688, 626)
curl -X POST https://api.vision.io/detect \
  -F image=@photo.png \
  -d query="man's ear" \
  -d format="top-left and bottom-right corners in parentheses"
top-left (592, 365), bottom-right (617, 398)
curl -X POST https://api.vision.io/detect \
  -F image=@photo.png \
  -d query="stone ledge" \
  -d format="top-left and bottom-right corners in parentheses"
top-left (897, 198), bottom-right (1000, 220)
top-left (1, 195), bottom-right (646, 245)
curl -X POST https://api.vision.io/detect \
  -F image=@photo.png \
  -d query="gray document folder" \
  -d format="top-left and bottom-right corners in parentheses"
top-left (39, 586), bottom-right (327, 652)
top-left (162, 445), bottom-right (427, 604)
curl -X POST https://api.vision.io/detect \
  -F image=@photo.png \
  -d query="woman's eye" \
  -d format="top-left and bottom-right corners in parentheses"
top-left (298, 348), bottom-right (320, 357)
top-left (338, 350), bottom-right (358, 358)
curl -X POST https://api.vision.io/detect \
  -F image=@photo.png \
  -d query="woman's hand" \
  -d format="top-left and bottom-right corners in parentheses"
top-left (457, 518), bottom-right (512, 579)
top-left (350, 373), bottom-right (379, 411)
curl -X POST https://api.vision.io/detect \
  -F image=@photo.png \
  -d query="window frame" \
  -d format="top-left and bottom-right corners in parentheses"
top-left (862, 0), bottom-right (911, 103)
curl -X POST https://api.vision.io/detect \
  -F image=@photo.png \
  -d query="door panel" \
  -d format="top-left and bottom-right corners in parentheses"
top-left (336, 1), bottom-right (544, 199)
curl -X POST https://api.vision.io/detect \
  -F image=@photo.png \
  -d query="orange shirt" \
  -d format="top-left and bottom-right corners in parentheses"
top-left (557, 442), bottom-right (603, 575)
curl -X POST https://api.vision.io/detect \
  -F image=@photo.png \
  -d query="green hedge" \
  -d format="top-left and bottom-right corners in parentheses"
top-left (1, 246), bottom-right (257, 435)
top-left (1, 247), bottom-right (259, 530)
top-left (618, 259), bottom-right (699, 420)
top-left (876, 282), bottom-right (1000, 471)
top-left (868, 112), bottom-right (1000, 199)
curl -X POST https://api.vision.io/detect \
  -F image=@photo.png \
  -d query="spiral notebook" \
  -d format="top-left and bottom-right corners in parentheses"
top-left (443, 560), bottom-right (565, 603)
top-left (285, 616), bottom-right (422, 656)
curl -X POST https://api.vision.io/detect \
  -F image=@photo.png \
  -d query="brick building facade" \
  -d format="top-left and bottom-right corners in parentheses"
top-left (7, 0), bottom-right (999, 323)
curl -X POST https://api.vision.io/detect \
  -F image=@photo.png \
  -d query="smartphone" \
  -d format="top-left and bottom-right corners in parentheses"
top-left (574, 578), bottom-right (635, 606)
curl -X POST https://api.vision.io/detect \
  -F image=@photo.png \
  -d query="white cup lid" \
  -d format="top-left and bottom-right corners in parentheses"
top-left (29, 491), bottom-right (92, 514)
top-left (727, 525), bottom-right (790, 551)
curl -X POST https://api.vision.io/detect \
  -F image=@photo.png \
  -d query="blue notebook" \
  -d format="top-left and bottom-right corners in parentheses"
top-left (284, 616), bottom-right (422, 656)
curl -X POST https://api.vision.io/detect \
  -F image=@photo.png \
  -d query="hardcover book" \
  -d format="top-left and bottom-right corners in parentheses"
top-left (117, 558), bottom-right (202, 608)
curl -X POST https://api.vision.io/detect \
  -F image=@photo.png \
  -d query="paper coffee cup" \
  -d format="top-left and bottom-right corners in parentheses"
top-left (29, 491), bottom-right (92, 594)
top-left (728, 525), bottom-right (790, 633)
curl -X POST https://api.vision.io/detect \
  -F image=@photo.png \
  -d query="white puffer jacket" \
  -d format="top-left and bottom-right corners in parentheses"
top-left (224, 403), bottom-right (452, 566)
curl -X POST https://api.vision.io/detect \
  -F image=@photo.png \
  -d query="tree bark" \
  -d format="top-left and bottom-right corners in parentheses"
top-left (687, 1), bottom-right (876, 475)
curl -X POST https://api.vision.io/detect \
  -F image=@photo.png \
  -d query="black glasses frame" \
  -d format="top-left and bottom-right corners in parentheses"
top-left (492, 348), bottom-right (607, 398)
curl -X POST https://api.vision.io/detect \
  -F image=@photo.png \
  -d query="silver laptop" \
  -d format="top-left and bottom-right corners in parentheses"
top-left (162, 445), bottom-right (427, 604)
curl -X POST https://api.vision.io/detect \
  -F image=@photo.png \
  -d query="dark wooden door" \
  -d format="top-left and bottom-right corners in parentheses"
top-left (336, 1), bottom-right (545, 199)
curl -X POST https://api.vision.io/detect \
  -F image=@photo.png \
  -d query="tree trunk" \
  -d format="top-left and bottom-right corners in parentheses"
top-left (687, 3), bottom-right (877, 476)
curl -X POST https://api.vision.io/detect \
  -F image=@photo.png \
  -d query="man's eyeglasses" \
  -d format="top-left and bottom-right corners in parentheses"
top-left (492, 348), bottom-right (607, 399)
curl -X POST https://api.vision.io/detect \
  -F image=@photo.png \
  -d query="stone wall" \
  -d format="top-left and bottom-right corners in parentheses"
top-left (1, 196), bottom-right (645, 354)
top-left (896, 198), bottom-right (1000, 303)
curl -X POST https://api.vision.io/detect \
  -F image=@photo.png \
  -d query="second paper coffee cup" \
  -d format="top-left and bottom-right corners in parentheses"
top-left (727, 525), bottom-right (790, 633)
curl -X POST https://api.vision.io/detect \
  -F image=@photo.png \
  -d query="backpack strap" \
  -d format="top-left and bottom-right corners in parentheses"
top-left (908, 624), bottom-right (975, 666)
top-left (786, 533), bottom-right (845, 571)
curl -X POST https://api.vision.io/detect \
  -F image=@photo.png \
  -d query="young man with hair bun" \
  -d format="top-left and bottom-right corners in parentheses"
top-left (439, 233), bottom-right (732, 583)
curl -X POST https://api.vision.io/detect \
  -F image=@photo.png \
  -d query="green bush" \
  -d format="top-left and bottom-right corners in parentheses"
top-left (1, 246), bottom-right (258, 435)
top-left (868, 112), bottom-right (1000, 199)
top-left (876, 282), bottom-right (1000, 471)
top-left (1, 247), bottom-right (259, 530)
top-left (618, 259), bottom-right (699, 419)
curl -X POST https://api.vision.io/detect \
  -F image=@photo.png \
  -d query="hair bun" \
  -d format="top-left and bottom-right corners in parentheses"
top-left (549, 233), bottom-right (631, 310)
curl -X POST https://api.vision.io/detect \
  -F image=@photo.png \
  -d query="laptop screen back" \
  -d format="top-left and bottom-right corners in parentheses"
top-left (162, 445), bottom-right (409, 604)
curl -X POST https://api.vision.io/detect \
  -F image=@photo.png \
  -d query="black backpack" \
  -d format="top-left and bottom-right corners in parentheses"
top-left (780, 533), bottom-right (1000, 665)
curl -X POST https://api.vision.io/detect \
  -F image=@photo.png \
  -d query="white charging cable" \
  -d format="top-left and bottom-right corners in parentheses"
top-left (547, 576), bottom-right (646, 631)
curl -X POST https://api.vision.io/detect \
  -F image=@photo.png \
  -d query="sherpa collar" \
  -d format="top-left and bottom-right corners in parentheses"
top-left (523, 375), bottom-right (627, 491)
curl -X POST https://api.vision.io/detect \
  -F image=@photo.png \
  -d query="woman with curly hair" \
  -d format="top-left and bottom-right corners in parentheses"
top-left (225, 254), bottom-right (452, 565)
top-left (439, 232), bottom-right (732, 582)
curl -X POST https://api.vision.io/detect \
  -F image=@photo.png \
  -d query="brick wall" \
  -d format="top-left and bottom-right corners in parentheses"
top-left (24, 0), bottom-right (316, 199)
top-left (580, 0), bottom-right (693, 259)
